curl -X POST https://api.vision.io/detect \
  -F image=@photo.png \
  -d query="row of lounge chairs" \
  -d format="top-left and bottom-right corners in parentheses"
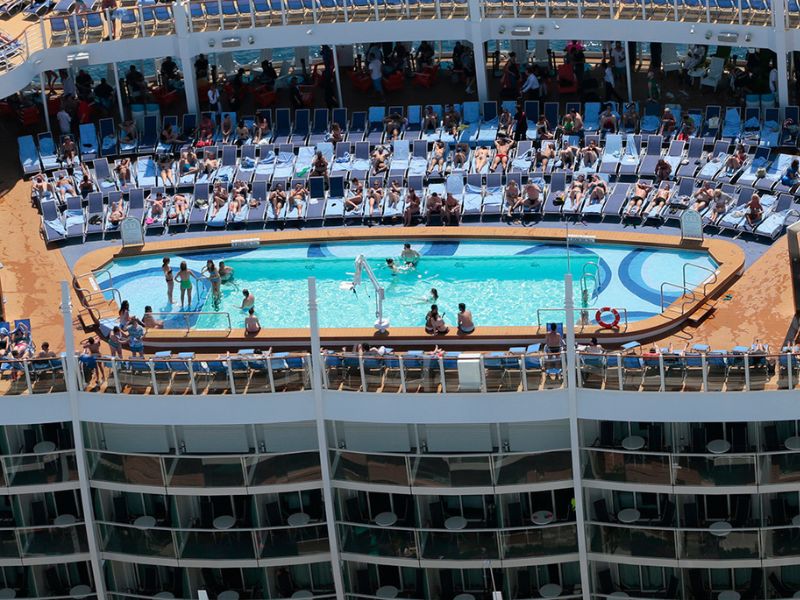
top-left (18, 101), bottom-right (800, 176)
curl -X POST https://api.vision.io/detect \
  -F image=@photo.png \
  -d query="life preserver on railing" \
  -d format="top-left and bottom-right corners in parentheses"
top-left (595, 307), bottom-right (621, 329)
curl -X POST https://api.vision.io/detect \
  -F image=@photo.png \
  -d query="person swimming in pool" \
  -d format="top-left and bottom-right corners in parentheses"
top-left (400, 243), bottom-right (420, 266)
top-left (386, 258), bottom-right (402, 274)
top-left (219, 261), bottom-right (234, 283)
top-left (241, 289), bottom-right (255, 310)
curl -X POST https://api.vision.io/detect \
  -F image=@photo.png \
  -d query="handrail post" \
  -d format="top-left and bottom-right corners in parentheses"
top-left (658, 354), bottom-right (665, 392)
top-left (40, 17), bottom-right (47, 49)
top-left (226, 356), bottom-right (236, 393)
top-left (139, 7), bottom-right (146, 37)
top-left (358, 353), bottom-right (367, 391)
top-left (479, 354), bottom-right (487, 393)
top-left (266, 356), bottom-right (276, 392)
top-left (22, 361), bottom-right (33, 395)
top-left (439, 356), bottom-right (446, 393)
top-left (398, 355), bottom-right (406, 392)
top-left (617, 352), bottom-right (624, 390)
top-left (111, 358), bottom-right (120, 393)
top-left (148, 360), bottom-right (158, 394)
top-left (520, 354), bottom-right (528, 391)
top-left (787, 352), bottom-right (794, 389)
top-left (701, 354), bottom-right (708, 392)
top-left (187, 360), bottom-right (197, 394)
top-left (744, 353), bottom-right (751, 391)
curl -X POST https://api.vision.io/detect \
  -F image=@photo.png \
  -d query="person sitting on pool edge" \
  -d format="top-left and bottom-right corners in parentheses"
top-left (400, 243), bottom-right (420, 266)
top-left (241, 289), bottom-right (255, 310)
top-left (244, 307), bottom-right (261, 335)
top-left (425, 304), bottom-right (449, 335)
top-left (457, 303), bottom-right (474, 334)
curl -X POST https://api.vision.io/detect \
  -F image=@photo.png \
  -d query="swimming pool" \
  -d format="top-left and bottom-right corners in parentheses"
top-left (96, 239), bottom-right (719, 331)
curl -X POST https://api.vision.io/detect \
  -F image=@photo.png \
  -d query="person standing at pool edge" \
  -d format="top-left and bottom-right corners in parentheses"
top-left (175, 262), bottom-right (196, 309)
top-left (162, 257), bottom-right (174, 304)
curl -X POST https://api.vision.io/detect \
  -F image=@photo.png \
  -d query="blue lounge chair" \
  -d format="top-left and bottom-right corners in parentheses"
top-left (78, 122), bottom-right (98, 161)
top-left (40, 200), bottom-right (66, 243)
top-left (37, 133), bottom-right (60, 171)
top-left (18, 135), bottom-right (41, 175)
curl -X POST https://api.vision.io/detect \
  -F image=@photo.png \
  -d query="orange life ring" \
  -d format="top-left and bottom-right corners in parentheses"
top-left (595, 307), bottom-right (620, 329)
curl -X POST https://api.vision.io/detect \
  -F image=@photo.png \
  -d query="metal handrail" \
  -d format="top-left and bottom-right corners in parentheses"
top-left (682, 262), bottom-right (718, 297)
top-left (148, 311), bottom-right (232, 332)
top-left (659, 282), bottom-right (696, 313)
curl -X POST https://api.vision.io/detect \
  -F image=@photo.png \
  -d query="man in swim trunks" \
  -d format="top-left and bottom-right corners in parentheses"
top-left (626, 180), bottom-right (652, 216)
top-left (400, 243), bottom-right (420, 266)
top-left (241, 289), bottom-right (255, 309)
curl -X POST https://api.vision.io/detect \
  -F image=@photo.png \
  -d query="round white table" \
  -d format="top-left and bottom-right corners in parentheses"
top-left (453, 594), bottom-right (475, 600)
top-left (33, 441), bottom-right (56, 454)
top-left (444, 516), bottom-right (467, 530)
top-left (290, 591), bottom-right (313, 599)
top-left (0, 589), bottom-right (16, 599)
top-left (69, 585), bottom-right (92, 600)
top-left (709, 521), bottom-right (733, 537)
top-left (539, 583), bottom-right (562, 598)
top-left (609, 593), bottom-right (629, 598)
top-left (54, 514), bottom-right (76, 526)
top-left (213, 515), bottom-right (236, 530)
top-left (532, 510), bottom-right (555, 525)
top-left (718, 591), bottom-right (740, 600)
top-left (622, 435), bottom-right (645, 451)
top-left (287, 512), bottom-right (311, 527)
top-left (707, 439), bottom-right (731, 454)
top-left (793, 515), bottom-right (800, 527)
top-left (617, 508), bottom-right (641, 524)
top-left (134, 515), bottom-right (157, 529)
top-left (785, 436), bottom-right (800, 451)
top-left (374, 512), bottom-right (398, 527)
top-left (154, 593), bottom-right (175, 599)
top-left (375, 585), bottom-right (399, 599)
top-left (218, 591), bottom-right (239, 600)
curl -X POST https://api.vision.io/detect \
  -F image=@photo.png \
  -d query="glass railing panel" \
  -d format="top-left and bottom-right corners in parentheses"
top-left (674, 455), bottom-right (756, 486)
top-left (501, 524), bottom-right (578, 558)
top-left (88, 451), bottom-right (165, 486)
top-left (494, 451), bottom-right (572, 485)
top-left (340, 523), bottom-right (417, 558)
top-left (332, 452), bottom-right (409, 486)
top-left (0, 529), bottom-right (18, 558)
top-left (258, 524), bottom-right (329, 558)
top-left (166, 456), bottom-right (246, 487)
top-left (3, 452), bottom-right (78, 486)
top-left (412, 456), bottom-right (492, 487)
top-left (764, 527), bottom-right (800, 558)
top-left (760, 452), bottom-right (800, 484)
top-left (420, 530), bottom-right (499, 559)
top-left (247, 452), bottom-right (321, 486)
top-left (680, 528), bottom-right (760, 559)
top-left (0, 358), bottom-right (68, 395)
top-left (588, 524), bottom-right (676, 559)
top-left (582, 449), bottom-right (672, 485)
top-left (97, 523), bottom-right (176, 558)
top-left (20, 524), bottom-right (88, 556)
top-left (178, 529), bottom-right (256, 560)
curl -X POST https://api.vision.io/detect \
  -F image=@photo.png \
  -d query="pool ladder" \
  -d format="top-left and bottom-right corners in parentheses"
top-left (580, 261), bottom-right (601, 301)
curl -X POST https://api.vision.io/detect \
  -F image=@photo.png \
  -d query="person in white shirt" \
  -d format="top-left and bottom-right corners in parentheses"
top-left (520, 67), bottom-right (540, 101)
top-left (56, 108), bottom-right (71, 135)
top-left (61, 71), bottom-right (76, 97)
top-left (602, 61), bottom-right (623, 102)
top-left (207, 84), bottom-right (220, 114)
top-left (368, 56), bottom-right (384, 99)
top-left (769, 65), bottom-right (778, 94)
top-left (610, 42), bottom-right (626, 80)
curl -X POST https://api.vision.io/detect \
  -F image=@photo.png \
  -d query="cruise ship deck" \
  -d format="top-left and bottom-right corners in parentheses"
top-left (2, 0), bottom-right (800, 597)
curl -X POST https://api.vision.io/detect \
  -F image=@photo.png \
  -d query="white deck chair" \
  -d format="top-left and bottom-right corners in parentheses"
top-left (662, 44), bottom-right (682, 74)
top-left (700, 57), bottom-right (726, 92)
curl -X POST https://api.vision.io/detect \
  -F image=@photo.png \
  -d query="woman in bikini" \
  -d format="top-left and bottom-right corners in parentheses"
top-left (403, 187), bottom-right (421, 226)
top-left (175, 261), bottom-right (196, 308)
top-left (345, 178), bottom-right (364, 212)
top-left (472, 146), bottom-right (490, 173)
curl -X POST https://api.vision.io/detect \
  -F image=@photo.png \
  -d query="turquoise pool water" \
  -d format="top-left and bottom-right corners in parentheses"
top-left (98, 240), bottom-right (719, 330)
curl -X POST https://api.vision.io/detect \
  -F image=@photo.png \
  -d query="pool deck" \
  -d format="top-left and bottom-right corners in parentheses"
top-left (0, 158), bottom-right (796, 354)
top-left (72, 226), bottom-right (745, 350)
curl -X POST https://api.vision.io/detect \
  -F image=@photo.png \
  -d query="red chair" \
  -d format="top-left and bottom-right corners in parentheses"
top-left (383, 71), bottom-right (404, 93)
top-left (557, 63), bottom-right (578, 95)
top-left (17, 106), bottom-right (40, 127)
top-left (348, 69), bottom-right (372, 93)
top-left (152, 86), bottom-right (179, 110)
top-left (253, 85), bottom-right (277, 107)
top-left (412, 64), bottom-right (439, 88)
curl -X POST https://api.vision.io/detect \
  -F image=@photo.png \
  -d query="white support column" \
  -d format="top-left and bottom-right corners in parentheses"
top-left (564, 274), bottom-right (591, 600)
top-left (625, 47), bottom-right (633, 103)
top-left (111, 61), bottom-right (125, 119)
top-left (471, 29), bottom-right (489, 102)
top-left (173, 1), bottom-right (200, 114)
top-left (771, 0), bottom-right (789, 106)
top-left (60, 282), bottom-right (107, 599)
top-left (39, 73), bottom-right (51, 134)
top-left (332, 44), bottom-right (344, 108)
top-left (307, 278), bottom-right (346, 600)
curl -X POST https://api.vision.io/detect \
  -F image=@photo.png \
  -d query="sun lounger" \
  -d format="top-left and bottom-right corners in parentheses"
top-left (37, 133), bottom-right (60, 171)
top-left (92, 158), bottom-right (118, 193)
top-left (697, 140), bottom-right (730, 181)
top-left (676, 138), bottom-right (705, 177)
top-left (461, 172), bottom-right (483, 219)
top-left (618, 134), bottom-right (641, 176)
top-left (481, 172), bottom-right (504, 219)
top-left (63, 195), bottom-right (85, 239)
top-left (581, 176), bottom-right (611, 218)
top-left (18, 135), bottom-right (41, 175)
top-left (720, 107), bottom-right (742, 141)
top-left (84, 192), bottom-right (105, 237)
top-left (759, 108), bottom-right (780, 148)
top-left (272, 144), bottom-right (296, 179)
top-left (458, 101), bottom-right (481, 145)
top-left (542, 171), bottom-right (568, 216)
top-left (735, 147), bottom-right (771, 187)
top-left (324, 175), bottom-right (346, 223)
top-left (135, 156), bottom-right (158, 188)
top-left (78, 122), bottom-right (99, 161)
top-left (137, 115), bottom-right (158, 155)
top-left (99, 118), bottom-right (117, 158)
top-left (756, 153), bottom-right (794, 191)
top-left (40, 200), bottom-right (66, 243)
top-left (601, 182), bottom-right (631, 221)
top-left (599, 134), bottom-right (622, 175)
top-left (755, 194), bottom-right (799, 239)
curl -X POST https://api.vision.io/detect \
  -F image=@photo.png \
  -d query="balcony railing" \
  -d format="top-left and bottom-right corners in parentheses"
top-left (0, 522), bottom-right (89, 558)
top-left (86, 448), bottom-right (322, 488)
top-left (331, 448), bottom-right (573, 489)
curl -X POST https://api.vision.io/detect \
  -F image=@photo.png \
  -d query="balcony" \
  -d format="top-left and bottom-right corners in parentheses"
top-left (332, 450), bottom-right (572, 490)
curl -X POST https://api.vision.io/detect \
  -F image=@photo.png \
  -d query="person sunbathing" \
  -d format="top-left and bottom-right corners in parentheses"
top-left (524, 181), bottom-right (542, 212)
top-left (707, 189), bottom-right (731, 222)
top-left (581, 140), bottom-right (599, 167)
top-left (170, 193), bottom-right (189, 223)
top-left (366, 180), bottom-right (383, 217)
top-left (505, 180), bottom-right (521, 217)
top-left (645, 183), bottom-right (671, 216)
top-left (108, 199), bottom-right (125, 225)
top-left (536, 142), bottom-right (555, 171)
top-left (443, 192), bottom-right (460, 225)
top-left (452, 143), bottom-right (468, 170)
top-left (472, 146), bottom-right (490, 173)
top-left (288, 182), bottom-right (307, 218)
top-left (626, 181), bottom-right (653, 216)
top-left (269, 184), bottom-right (286, 216)
top-left (490, 136), bottom-right (513, 172)
top-left (428, 141), bottom-right (446, 174)
top-left (345, 178), bottom-right (364, 212)
top-left (386, 180), bottom-right (402, 209)
top-left (403, 187), bottom-right (421, 226)
top-left (691, 181), bottom-right (714, 212)
top-left (372, 145), bottom-right (390, 175)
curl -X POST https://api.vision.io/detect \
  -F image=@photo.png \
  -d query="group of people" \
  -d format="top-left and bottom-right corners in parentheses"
top-left (0, 323), bottom-right (55, 377)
